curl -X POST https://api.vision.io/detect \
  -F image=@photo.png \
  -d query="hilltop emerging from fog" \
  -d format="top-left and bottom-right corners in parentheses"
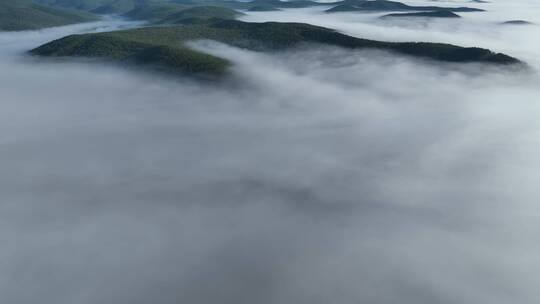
top-left (0, 0), bottom-right (523, 77)
top-left (31, 18), bottom-right (520, 77)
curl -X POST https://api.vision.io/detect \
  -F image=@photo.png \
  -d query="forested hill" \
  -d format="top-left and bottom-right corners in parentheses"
top-left (31, 19), bottom-right (520, 76)
top-left (0, 0), bottom-right (97, 31)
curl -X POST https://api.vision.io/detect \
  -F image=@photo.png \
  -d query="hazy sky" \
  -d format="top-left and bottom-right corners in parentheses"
top-left (1, 1), bottom-right (539, 303)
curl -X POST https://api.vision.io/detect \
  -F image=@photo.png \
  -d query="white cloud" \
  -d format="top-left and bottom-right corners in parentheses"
top-left (1, 3), bottom-right (539, 303)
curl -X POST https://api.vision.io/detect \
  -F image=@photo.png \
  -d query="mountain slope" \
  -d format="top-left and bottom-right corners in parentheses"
top-left (34, 0), bottom-right (156, 14)
top-left (381, 11), bottom-right (461, 18)
top-left (158, 6), bottom-right (244, 24)
top-left (0, 0), bottom-right (97, 31)
top-left (30, 19), bottom-right (520, 76)
top-left (123, 2), bottom-right (189, 21)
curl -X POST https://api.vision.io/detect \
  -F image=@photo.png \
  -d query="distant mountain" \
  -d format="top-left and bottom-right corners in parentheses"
top-left (35, 0), bottom-right (119, 12)
top-left (248, 5), bottom-right (281, 11)
top-left (125, 4), bottom-right (242, 23)
top-left (34, 0), bottom-right (482, 16)
top-left (34, 0), bottom-right (152, 14)
top-left (31, 19), bottom-right (520, 77)
top-left (501, 20), bottom-right (533, 25)
top-left (230, 0), bottom-right (326, 10)
top-left (326, 0), bottom-right (483, 13)
top-left (123, 3), bottom-right (189, 21)
top-left (33, 0), bottom-right (323, 21)
top-left (35, 0), bottom-right (325, 14)
top-left (158, 6), bottom-right (244, 24)
top-left (381, 11), bottom-right (461, 18)
top-left (90, 0), bottom-right (141, 14)
top-left (0, 0), bottom-right (97, 31)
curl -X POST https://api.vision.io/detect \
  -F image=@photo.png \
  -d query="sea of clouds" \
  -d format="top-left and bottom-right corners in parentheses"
top-left (0, 1), bottom-right (539, 303)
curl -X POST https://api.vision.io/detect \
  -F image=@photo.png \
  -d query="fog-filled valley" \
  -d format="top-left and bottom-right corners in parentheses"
top-left (1, 1), bottom-right (540, 303)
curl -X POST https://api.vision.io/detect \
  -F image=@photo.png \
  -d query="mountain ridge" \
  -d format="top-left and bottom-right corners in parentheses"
top-left (30, 19), bottom-right (521, 77)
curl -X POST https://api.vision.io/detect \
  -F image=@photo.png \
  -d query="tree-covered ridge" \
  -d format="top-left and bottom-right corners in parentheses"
top-left (0, 0), bottom-right (490, 32)
top-left (33, 0), bottom-right (483, 16)
top-left (124, 4), bottom-right (243, 23)
top-left (0, 0), bottom-right (97, 31)
top-left (326, 0), bottom-right (483, 13)
top-left (31, 19), bottom-right (520, 77)
top-left (123, 2), bottom-right (190, 21)
top-left (158, 6), bottom-right (245, 24)
top-left (34, 0), bottom-right (140, 13)
top-left (381, 11), bottom-right (461, 19)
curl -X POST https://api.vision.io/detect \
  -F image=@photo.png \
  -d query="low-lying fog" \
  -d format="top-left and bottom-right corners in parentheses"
top-left (1, 1), bottom-right (540, 303)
